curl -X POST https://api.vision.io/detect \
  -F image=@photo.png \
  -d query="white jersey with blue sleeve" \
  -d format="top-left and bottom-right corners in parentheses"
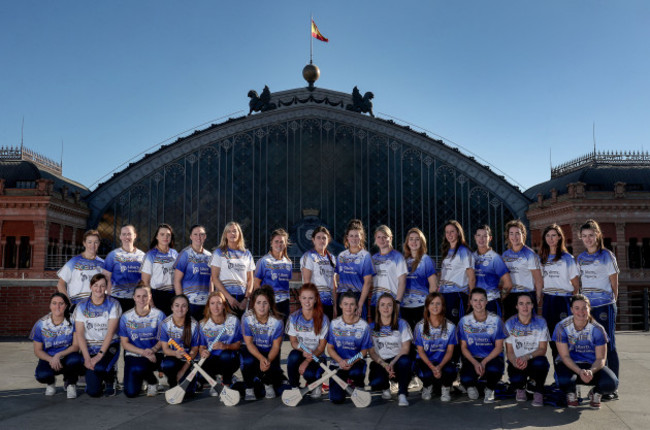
top-left (371, 250), bottom-right (408, 305)
top-left (369, 319), bottom-right (412, 360)
top-left (542, 252), bottom-right (580, 296)
top-left (29, 314), bottom-right (75, 356)
top-left (57, 255), bottom-right (105, 305)
top-left (210, 248), bottom-right (255, 297)
top-left (403, 254), bottom-right (436, 308)
top-left (104, 247), bottom-right (146, 299)
top-left (577, 249), bottom-right (619, 307)
top-left (327, 316), bottom-right (373, 364)
top-left (200, 314), bottom-right (243, 356)
top-left (458, 312), bottom-right (508, 358)
top-left (141, 248), bottom-right (178, 291)
top-left (241, 311), bottom-right (284, 354)
top-left (254, 253), bottom-right (293, 303)
top-left (73, 297), bottom-right (122, 355)
top-left (336, 249), bottom-right (376, 294)
top-left (300, 249), bottom-right (337, 306)
top-left (174, 246), bottom-right (212, 305)
top-left (286, 310), bottom-right (330, 352)
top-left (157, 315), bottom-right (200, 353)
top-left (413, 319), bottom-right (457, 364)
top-left (473, 249), bottom-right (509, 301)
top-left (552, 316), bottom-right (608, 364)
top-left (504, 315), bottom-right (550, 358)
top-left (118, 307), bottom-right (165, 357)
top-left (440, 245), bottom-right (474, 294)
top-left (502, 246), bottom-right (541, 293)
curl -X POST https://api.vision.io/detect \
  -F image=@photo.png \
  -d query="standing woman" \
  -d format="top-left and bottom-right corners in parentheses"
top-left (103, 224), bottom-right (146, 313)
top-left (300, 226), bottom-right (338, 320)
top-left (370, 225), bottom-right (408, 319)
top-left (174, 225), bottom-right (213, 321)
top-left (501, 220), bottom-right (543, 321)
top-left (458, 288), bottom-right (508, 403)
top-left (368, 293), bottom-right (413, 406)
top-left (241, 285), bottom-right (286, 401)
top-left (326, 291), bottom-right (373, 405)
top-left (30, 292), bottom-right (83, 399)
top-left (254, 228), bottom-right (293, 321)
top-left (438, 220), bottom-right (475, 324)
top-left (198, 291), bottom-right (242, 395)
top-left (505, 294), bottom-right (550, 407)
top-left (473, 225), bottom-right (512, 317)
top-left (402, 228), bottom-right (437, 330)
top-left (539, 224), bottom-right (580, 360)
top-left (414, 293), bottom-right (458, 402)
top-left (57, 229), bottom-right (105, 308)
top-left (74, 273), bottom-right (122, 397)
top-left (118, 282), bottom-right (165, 398)
top-left (336, 219), bottom-right (375, 320)
top-left (158, 294), bottom-right (201, 390)
top-left (141, 224), bottom-right (178, 317)
top-left (286, 283), bottom-right (330, 398)
top-left (210, 222), bottom-right (255, 317)
top-left (553, 294), bottom-right (618, 409)
top-left (577, 219), bottom-right (620, 397)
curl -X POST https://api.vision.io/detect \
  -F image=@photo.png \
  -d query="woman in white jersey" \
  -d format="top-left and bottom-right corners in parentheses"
top-left (74, 273), bottom-right (122, 397)
top-left (141, 224), bottom-right (178, 316)
top-left (301, 226), bottom-right (338, 320)
top-left (103, 224), bottom-right (145, 313)
top-left (577, 219), bottom-right (620, 399)
top-left (370, 225), bottom-right (408, 319)
top-left (438, 220), bottom-right (475, 324)
top-left (401, 228), bottom-right (437, 330)
top-left (210, 221), bottom-right (255, 317)
top-left (539, 224), bottom-right (579, 360)
top-left (286, 283), bottom-right (330, 398)
top-left (368, 293), bottom-right (413, 406)
top-left (501, 220), bottom-right (543, 321)
top-left (57, 229), bottom-right (105, 310)
top-left (173, 224), bottom-right (213, 321)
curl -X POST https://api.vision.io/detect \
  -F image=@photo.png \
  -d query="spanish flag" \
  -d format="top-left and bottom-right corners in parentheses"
top-left (311, 19), bottom-right (328, 42)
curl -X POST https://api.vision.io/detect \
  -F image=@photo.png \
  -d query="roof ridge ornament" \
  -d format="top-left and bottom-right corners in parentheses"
top-left (346, 86), bottom-right (374, 117)
top-left (247, 85), bottom-right (277, 115)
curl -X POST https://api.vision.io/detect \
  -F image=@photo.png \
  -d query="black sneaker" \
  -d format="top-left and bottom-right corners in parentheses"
top-left (104, 384), bottom-right (116, 397)
top-left (602, 391), bottom-right (619, 401)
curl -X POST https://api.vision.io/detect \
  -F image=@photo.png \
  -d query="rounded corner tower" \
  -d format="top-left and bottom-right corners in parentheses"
top-left (86, 73), bottom-right (530, 256)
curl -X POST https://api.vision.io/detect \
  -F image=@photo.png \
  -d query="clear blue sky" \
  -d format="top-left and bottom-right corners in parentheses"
top-left (2, 1), bottom-right (649, 192)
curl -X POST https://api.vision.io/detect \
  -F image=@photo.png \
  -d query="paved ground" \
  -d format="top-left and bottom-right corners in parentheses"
top-left (1, 332), bottom-right (648, 430)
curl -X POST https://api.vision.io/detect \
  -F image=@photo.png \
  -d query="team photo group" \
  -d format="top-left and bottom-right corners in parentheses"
top-left (30, 217), bottom-right (619, 410)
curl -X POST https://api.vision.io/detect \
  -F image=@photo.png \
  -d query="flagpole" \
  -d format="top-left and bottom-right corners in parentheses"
top-left (310, 13), bottom-right (313, 64)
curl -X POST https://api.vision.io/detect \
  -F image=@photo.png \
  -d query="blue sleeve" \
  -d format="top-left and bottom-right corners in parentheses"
top-left (361, 254), bottom-right (376, 277)
top-left (494, 255), bottom-right (509, 277)
top-left (448, 328), bottom-right (458, 346)
top-left (456, 320), bottom-right (467, 343)
top-left (552, 324), bottom-right (567, 343)
top-left (118, 315), bottom-right (128, 338)
top-left (29, 320), bottom-right (43, 342)
top-left (496, 319), bottom-right (508, 340)
top-left (593, 326), bottom-right (608, 346)
top-left (174, 250), bottom-right (189, 273)
top-left (360, 326), bottom-right (373, 350)
top-left (413, 325), bottom-right (423, 347)
top-left (254, 258), bottom-right (265, 280)
top-left (327, 326), bottom-right (336, 345)
top-left (104, 251), bottom-right (115, 273)
top-left (424, 255), bottom-right (436, 276)
top-left (272, 320), bottom-right (284, 341)
top-left (242, 318), bottom-right (252, 337)
top-left (158, 324), bottom-right (169, 342)
top-left (232, 321), bottom-right (243, 343)
top-left (190, 325), bottom-right (201, 347)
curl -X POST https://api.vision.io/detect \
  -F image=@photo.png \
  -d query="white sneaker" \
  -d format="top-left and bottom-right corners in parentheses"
top-left (147, 384), bottom-right (158, 397)
top-left (45, 384), bottom-right (56, 396)
top-left (408, 376), bottom-right (422, 391)
top-left (310, 386), bottom-right (322, 399)
top-left (209, 387), bottom-right (218, 397)
top-left (398, 394), bottom-right (409, 406)
top-left (382, 389), bottom-right (392, 400)
top-left (484, 388), bottom-right (495, 404)
top-left (66, 384), bottom-right (77, 399)
top-left (441, 386), bottom-right (451, 402)
top-left (245, 388), bottom-right (256, 401)
top-left (467, 386), bottom-right (479, 400)
top-left (421, 385), bottom-right (432, 400)
top-left (264, 384), bottom-right (276, 399)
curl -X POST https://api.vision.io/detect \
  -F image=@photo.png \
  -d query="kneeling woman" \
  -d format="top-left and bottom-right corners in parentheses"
top-left (414, 293), bottom-right (458, 402)
top-left (369, 293), bottom-right (413, 406)
top-left (30, 292), bottom-right (83, 399)
top-left (326, 291), bottom-right (373, 404)
top-left (458, 287), bottom-right (507, 403)
top-left (118, 283), bottom-right (165, 397)
top-left (504, 294), bottom-right (550, 407)
top-left (199, 291), bottom-right (242, 395)
top-left (553, 294), bottom-right (618, 409)
top-left (159, 294), bottom-right (201, 390)
top-left (74, 274), bottom-right (122, 397)
top-left (241, 285), bottom-right (285, 400)
top-left (286, 283), bottom-right (330, 398)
